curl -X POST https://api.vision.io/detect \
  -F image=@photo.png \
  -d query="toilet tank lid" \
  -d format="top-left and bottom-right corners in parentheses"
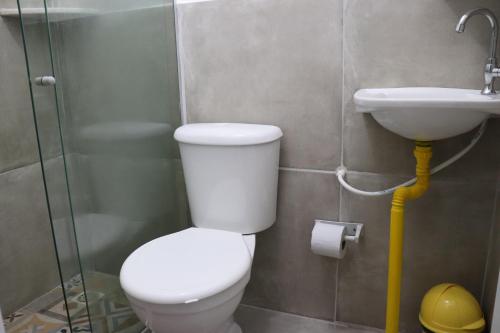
top-left (174, 123), bottom-right (283, 146)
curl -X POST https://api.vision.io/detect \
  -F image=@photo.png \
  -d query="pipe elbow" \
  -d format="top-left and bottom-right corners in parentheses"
top-left (392, 187), bottom-right (410, 206)
top-left (392, 180), bottom-right (428, 205)
top-left (408, 182), bottom-right (429, 199)
top-left (391, 144), bottom-right (432, 206)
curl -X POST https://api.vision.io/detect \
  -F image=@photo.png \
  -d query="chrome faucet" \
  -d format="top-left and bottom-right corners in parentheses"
top-left (456, 8), bottom-right (500, 95)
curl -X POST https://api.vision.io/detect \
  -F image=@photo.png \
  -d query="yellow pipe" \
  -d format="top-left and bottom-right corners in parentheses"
top-left (385, 142), bottom-right (432, 333)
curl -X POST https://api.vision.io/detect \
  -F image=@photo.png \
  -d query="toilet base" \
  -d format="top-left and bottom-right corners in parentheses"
top-left (219, 317), bottom-right (242, 333)
top-left (149, 325), bottom-right (241, 333)
top-left (228, 323), bottom-right (242, 333)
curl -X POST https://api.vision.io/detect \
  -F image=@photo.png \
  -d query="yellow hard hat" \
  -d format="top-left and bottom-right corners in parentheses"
top-left (419, 283), bottom-right (485, 333)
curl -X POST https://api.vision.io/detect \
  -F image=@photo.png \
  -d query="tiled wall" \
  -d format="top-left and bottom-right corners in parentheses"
top-left (0, 13), bottom-right (60, 313)
top-left (483, 180), bottom-right (500, 331)
top-left (177, 0), bottom-right (500, 331)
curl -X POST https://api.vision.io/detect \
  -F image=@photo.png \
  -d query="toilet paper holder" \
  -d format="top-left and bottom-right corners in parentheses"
top-left (314, 219), bottom-right (364, 243)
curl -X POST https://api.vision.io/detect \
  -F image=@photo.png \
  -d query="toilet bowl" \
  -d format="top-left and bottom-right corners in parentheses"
top-left (121, 227), bottom-right (255, 333)
top-left (120, 123), bottom-right (282, 333)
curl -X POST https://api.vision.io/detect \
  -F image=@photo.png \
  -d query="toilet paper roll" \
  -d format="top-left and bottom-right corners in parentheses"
top-left (311, 221), bottom-right (347, 259)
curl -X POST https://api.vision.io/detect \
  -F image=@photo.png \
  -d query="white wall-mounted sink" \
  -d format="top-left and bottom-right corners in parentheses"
top-left (354, 87), bottom-right (500, 141)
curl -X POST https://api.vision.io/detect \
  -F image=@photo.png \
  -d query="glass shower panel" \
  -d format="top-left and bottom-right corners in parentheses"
top-left (16, 0), bottom-right (90, 328)
top-left (21, 0), bottom-right (188, 332)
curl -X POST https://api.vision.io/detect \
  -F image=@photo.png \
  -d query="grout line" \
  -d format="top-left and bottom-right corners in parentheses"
top-left (238, 304), bottom-right (335, 324)
top-left (480, 189), bottom-right (499, 305)
top-left (333, 260), bottom-right (340, 322)
top-left (339, 0), bottom-right (345, 169)
top-left (336, 170), bottom-right (342, 323)
top-left (0, 160), bottom-right (41, 177)
top-left (238, 304), bottom-right (382, 332)
top-left (334, 321), bottom-right (384, 333)
top-left (344, 169), bottom-right (496, 185)
top-left (173, 0), bottom-right (188, 125)
top-left (176, 0), bottom-right (216, 4)
top-left (0, 153), bottom-right (67, 177)
top-left (279, 166), bottom-right (336, 175)
top-left (11, 283), bottom-right (62, 315)
top-left (335, 0), bottom-right (346, 321)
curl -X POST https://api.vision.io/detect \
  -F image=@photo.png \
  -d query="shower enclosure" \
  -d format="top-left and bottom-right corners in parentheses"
top-left (15, 0), bottom-right (187, 331)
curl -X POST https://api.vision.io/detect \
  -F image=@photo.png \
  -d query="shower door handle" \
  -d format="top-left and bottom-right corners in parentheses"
top-left (34, 76), bottom-right (56, 86)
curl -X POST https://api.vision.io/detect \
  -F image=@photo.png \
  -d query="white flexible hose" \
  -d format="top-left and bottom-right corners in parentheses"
top-left (336, 119), bottom-right (489, 197)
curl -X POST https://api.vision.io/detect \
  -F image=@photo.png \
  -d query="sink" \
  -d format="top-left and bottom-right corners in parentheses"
top-left (354, 87), bottom-right (500, 141)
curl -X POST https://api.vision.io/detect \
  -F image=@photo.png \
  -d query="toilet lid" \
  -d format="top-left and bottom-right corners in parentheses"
top-left (120, 227), bottom-right (252, 304)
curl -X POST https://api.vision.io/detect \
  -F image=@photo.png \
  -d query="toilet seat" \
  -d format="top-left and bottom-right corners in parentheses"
top-left (120, 227), bottom-right (252, 305)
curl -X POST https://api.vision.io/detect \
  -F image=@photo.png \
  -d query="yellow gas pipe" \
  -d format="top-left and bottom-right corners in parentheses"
top-left (385, 142), bottom-right (432, 333)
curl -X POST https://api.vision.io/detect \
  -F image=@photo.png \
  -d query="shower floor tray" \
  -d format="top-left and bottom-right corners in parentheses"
top-left (3, 272), bottom-right (141, 333)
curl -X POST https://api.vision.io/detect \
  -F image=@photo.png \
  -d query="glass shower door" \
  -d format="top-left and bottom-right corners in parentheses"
top-left (18, 0), bottom-right (188, 332)
top-left (16, 0), bottom-right (91, 330)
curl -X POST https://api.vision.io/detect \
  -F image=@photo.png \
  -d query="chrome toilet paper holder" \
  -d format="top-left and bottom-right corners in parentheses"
top-left (314, 219), bottom-right (364, 243)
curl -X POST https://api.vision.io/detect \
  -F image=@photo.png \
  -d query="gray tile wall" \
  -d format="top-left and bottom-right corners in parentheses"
top-left (483, 181), bottom-right (500, 331)
top-left (0, 17), bottom-right (38, 172)
top-left (177, 0), bottom-right (343, 170)
top-left (0, 164), bottom-right (60, 314)
top-left (178, 0), bottom-right (500, 331)
top-left (243, 169), bottom-right (340, 319)
top-left (0, 12), bottom-right (60, 313)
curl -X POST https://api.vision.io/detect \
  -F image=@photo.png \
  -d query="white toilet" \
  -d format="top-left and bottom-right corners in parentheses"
top-left (120, 123), bottom-right (283, 333)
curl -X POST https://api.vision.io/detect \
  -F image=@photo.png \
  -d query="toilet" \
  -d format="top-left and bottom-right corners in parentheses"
top-left (120, 123), bottom-right (283, 333)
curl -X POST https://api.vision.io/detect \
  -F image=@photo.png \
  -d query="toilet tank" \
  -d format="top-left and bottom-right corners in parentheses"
top-left (174, 123), bottom-right (283, 234)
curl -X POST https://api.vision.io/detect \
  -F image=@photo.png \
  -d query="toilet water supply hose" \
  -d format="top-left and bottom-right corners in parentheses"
top-left (336, 120), bottom-right (488, 196)
top-left (335, 120), bottom-right (488, 333)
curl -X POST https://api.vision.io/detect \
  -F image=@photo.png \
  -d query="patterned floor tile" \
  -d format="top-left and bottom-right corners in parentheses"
top-left (5, 272), bottom-right (142, 333)
top-left (70, 315), bottom-right (91, 332)
top-left (77, 291), bottom-right (104, 308)
top-left (86, 295), bottom-right (141, 333)
top-left (54, 315), bottom-right (91, 333)
top-left (3, 311), bottom-right (32, 329)
top-left (45, 300), bottom-right (83, 321)
top-left (7, 314), bottom-right (66, 333)
top-left (24, 288), bottom-right (64, 315)
top-left (63, 276), bottom-right (83, 291)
